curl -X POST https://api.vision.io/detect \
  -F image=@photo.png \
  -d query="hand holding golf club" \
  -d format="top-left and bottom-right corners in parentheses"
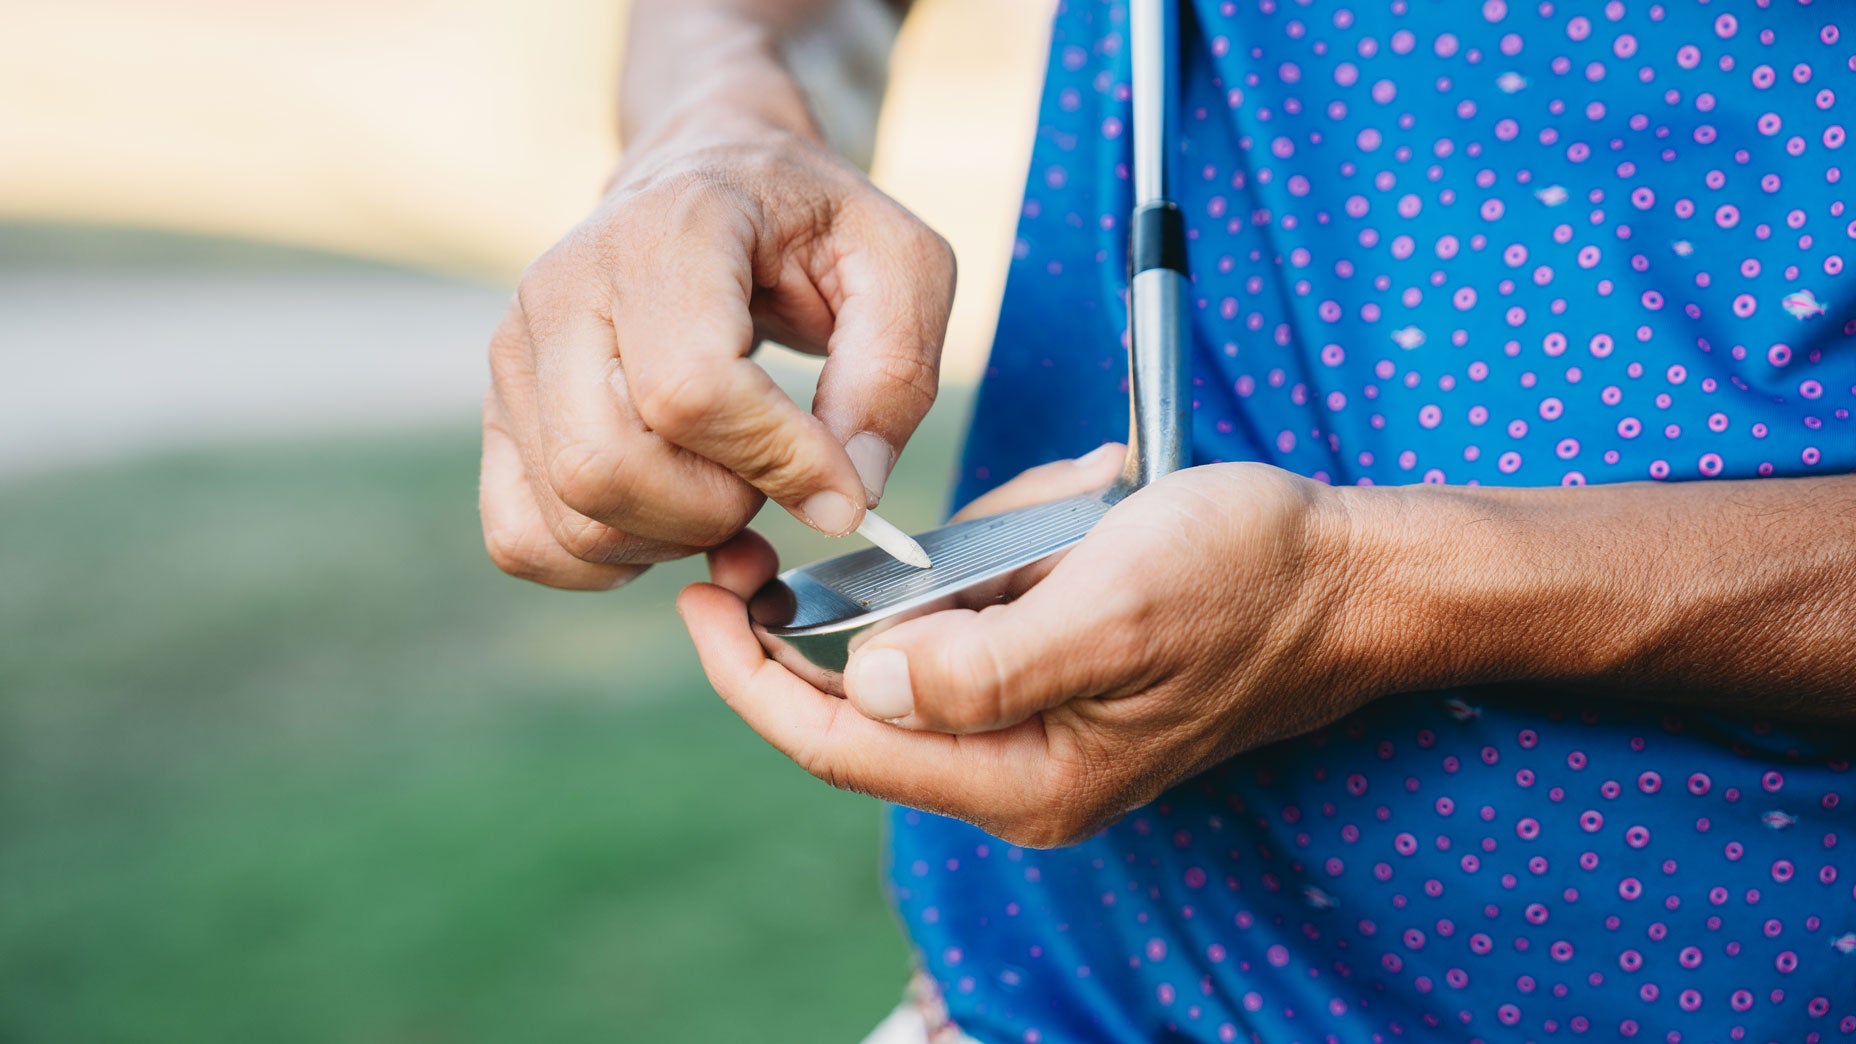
top-left (680, 450), bottom-right (1383, 849)
top-left (480, 49), bottom-right (954, 590)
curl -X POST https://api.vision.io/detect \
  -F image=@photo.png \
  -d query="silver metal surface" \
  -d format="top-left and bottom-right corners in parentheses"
top-left (1130, 0), bottom-right (1176, 208)
top-left (1122, 267), bottom-right (1192, 489)
top-left (750, 495), bottom-right (1112, 688)
top-left (750, 0), bottom-right (1191, 690)
top-left (794, 495), bottom-right (1110, 613)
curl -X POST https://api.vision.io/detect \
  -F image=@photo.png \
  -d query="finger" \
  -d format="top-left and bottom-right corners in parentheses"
top-left (841, 557), bottom-right (1149, 735)
top-left (809, 216), bottom-right (956, 506)
top-left (950, 442), bottom-right (1126, 522)
top-left (677, 581), bottom-right (1058, 825)
top-left (934, 443), bottom-right (1127, 602)
top-left (528, 293), bottom-right (763, 547)
top-left (747, 257), bottom-right (837, 357)
top-left (491, 308), bottom-right (702, 565)
top-left (706, 527), bottom-right (779, 601)
top-left (480, 409), bottom-right (647, 591)
top-left (613, 194), bottom-right (868, 537)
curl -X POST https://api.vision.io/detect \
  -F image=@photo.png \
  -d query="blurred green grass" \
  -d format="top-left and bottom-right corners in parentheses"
top-left (0, 404), bottom-right (966, 1043)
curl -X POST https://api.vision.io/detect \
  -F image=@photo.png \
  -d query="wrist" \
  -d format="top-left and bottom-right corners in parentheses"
top-left (1292, 480), bottom-right (1437, 708)
top-left (1322, 484), bottom-right (1545, 699)
top-left (1326, 483), bottom-right (1633, 698)
top-left (620, 9), bottom-right (824, 153)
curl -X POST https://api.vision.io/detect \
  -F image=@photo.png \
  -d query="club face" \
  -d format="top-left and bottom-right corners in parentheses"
top-left (749, 494), bottom-right (1112, 692)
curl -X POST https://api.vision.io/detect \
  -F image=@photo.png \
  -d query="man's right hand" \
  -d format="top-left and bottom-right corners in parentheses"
top-left (480, 106), bottom-right (954, 590)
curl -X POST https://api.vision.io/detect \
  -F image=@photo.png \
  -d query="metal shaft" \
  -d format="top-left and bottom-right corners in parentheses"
top-left (1122, 0), bottom-right (1193, 492)
top-left (1130, 0), bottom-right (1176, 210)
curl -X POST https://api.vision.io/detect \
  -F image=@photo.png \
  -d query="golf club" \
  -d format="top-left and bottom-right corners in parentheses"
top-left (749, 0), bottom-right (1193, 692)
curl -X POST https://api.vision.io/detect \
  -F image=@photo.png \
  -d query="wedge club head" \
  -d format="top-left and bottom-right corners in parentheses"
top-left (749, 487), bottom-right (1127, 693)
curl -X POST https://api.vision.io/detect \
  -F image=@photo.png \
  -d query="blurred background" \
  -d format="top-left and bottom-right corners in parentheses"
top-left (0, 1), bottom-right (1050, 1040)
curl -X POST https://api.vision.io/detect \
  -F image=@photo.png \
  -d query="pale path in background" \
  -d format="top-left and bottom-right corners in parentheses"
top-left (0, 231), bottom-right (501, 478)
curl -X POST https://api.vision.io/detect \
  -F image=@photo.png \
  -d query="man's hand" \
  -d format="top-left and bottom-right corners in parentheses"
top-left (482, 1), bottom-right (952, 590)
top-left (680, 444), bottom-right (1856, 848)
top-left (678, 451), bottom-right (1373, 847)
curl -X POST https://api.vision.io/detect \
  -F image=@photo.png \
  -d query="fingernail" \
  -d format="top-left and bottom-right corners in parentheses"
top-left (800, 490), bottom-right (861, 536)
top-left (846, 432), bottom-right (896, 506)
top-left (848, 647), bottom-right (914, 721)
top-left (1077, 443), bottom-right (1122, 467)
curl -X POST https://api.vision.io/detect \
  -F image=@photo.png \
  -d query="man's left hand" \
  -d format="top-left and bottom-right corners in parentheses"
top-left (678, 448), bottom-right (1381, 848)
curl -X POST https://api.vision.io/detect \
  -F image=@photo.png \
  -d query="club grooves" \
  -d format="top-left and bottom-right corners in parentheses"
top-left (806, 496), bottom-right (1109, 610)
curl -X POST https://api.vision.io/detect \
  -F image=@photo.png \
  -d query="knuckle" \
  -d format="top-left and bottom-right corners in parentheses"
top-left (544, 438), bottom-right (630, 518)
top-left (927, 701), bottom-right (984, 735)
top-left (1106, 594), bottom-right (1165, 657)
top-left (872, 349), bottom-right (940, 418)
top-left (548, 437), bottom-right (761, 549)
top-left (911, 224), bottom-right (957, 279)
top-left (723, 426), bottom-right (803, 489)
top-left (482, 519), bottom-right (550, 583)
top-left (645, 169), bottom-right (760, 248)
top-left (936, 684), bottom-right (1002, 735)
top-left (551, 513), bottom-right (626, 564)
top-left (515, 244), bottom-right (586, 318)
top-left (635, 363), bottom-right (726, 437)
top-left (649, 499), bottom-right (755, 553)
top-left (1093, 587), bottom-right (1158, 665)
top-left (517, 219), bottom-right (631, 312)
top-left (687, 492), bottom-right (762, 549)
top-left (965, 620), bottom-right (1017, 721)
top-left (666, 168), bottom-right (739, 213)
top-left (873, 215), bottom-right (955, 299)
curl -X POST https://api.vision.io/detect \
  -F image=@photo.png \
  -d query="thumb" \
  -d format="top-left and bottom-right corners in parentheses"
top-left (842, 572), bottom-right (1145, 735)
top-left (809, 218), bottom-right (956, 506)
top-left (939, 442), bottom-right (1128, 608)
top-left (952, 443), bottom-right (1126, 523)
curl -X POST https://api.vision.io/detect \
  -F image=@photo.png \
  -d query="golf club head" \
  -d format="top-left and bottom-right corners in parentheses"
top-left (749, 492), bottom-right (1117, 693)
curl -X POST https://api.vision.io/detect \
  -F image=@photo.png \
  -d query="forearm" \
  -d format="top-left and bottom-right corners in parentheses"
top-left (621, 0), bottom-right (907, 157)
top-left (1339, 475), bottom-right (1856, 720)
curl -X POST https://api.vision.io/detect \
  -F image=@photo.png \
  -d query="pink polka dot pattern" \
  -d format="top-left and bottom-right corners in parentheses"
top-left (966, 0), bottom-right (1853, 492)
top-left (902, 1), bottom-right (1856, 1041)
top-left (895, 696), bottom-right (1856, 1042)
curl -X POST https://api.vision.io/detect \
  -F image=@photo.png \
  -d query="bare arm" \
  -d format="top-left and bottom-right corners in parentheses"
top-left (622, 0), bottom-right (912, 159)
top-left (1351, 474), bottom-right (1856, 721)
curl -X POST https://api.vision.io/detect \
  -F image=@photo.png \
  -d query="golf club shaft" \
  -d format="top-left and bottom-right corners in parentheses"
top-left (1124, 0), bottom-right (1192, 491)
